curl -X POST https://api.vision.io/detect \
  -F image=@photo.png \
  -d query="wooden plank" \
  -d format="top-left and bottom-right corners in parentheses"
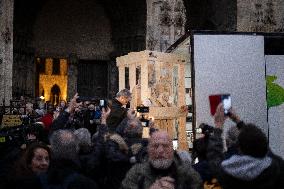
top-left (141, 61), bottom-right (148, 103)
top-left (149, 107), bottom-right (186, 119)
top-left (129, 64), bottom-right (136, 92)
top-left (118, 66), bottom-right (125, 91)
top-left (178, 117), bottom-right (188, 150)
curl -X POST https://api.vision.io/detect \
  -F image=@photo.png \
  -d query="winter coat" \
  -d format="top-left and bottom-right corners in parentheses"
top-left (106, 99), bottom-right (127, 132)
top-left (207, 128), bottom-right (284, 189)
top-left (121, 152), bottom-right (203, 189)
top-left (50, 111), bottom-right (71, 132)
top-left (193, 160), bottom-right (213, 182)
top-left (105, 133), bottom-right (132, 189)
top-left (44, 159), bottom-right (98, 189)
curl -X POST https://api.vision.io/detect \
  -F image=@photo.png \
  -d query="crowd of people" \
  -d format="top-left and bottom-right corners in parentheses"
top-left (0, 89), bottom-right (284, 189)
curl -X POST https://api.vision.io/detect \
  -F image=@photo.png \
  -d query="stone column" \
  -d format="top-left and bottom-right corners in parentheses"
top-left (118, 66), bottom-right (125, 91)
top-left (67, 54), bottom-right (78, 100)
top-left (129, 63), bottom-right (136, 92)
top-left (0, 0), bottom-right (13, 105)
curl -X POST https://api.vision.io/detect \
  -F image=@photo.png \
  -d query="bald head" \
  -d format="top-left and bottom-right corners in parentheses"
top-left (149, 131), bottom-right (172, 144)
top-left (148, 131), bottom-right (174, 169)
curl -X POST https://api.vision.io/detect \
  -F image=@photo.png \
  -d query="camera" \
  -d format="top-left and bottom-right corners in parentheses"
top-left (136, 106), bottom-right (149, 113)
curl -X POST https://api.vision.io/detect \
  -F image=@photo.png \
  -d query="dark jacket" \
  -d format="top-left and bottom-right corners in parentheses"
top-left (106, 99), bottom-right (127, 132)
top-left (4, 148), bottom-right (41, 189)
top-left (105, 133), bottom-right (132, 189)
top-left (50, 111), bottom-right (71, 132)
top-left (121, 152), bottom-right (203, 189)
top-left (193, 159), bottom-right (213, 182)
top-left (83, 109), bottom-right (98, 135)
top-left (44, 159), bottom-right (98, 189)
top-left (207, 128), bottom-right (284, 189)
top-left (4, 167), bottom-right (41, 189)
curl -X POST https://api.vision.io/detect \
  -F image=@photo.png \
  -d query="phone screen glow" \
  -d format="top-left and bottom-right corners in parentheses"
top-left (222, 96), bottom-right (231, 114)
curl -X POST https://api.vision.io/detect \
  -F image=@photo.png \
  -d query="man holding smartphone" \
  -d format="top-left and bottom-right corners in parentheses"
top-left (107, 89), bottom-right (132, 132)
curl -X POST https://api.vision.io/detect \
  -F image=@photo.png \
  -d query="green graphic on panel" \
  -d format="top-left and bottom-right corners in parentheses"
top-left (266, 75), bottom-right (284, 108)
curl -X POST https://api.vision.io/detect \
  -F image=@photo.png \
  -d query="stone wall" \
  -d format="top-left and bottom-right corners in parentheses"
top-left (100, 0), bottom-right (147, 97)
top-left (183, 0), bottom-right (237, 31)
top-left (12, 0), bottom-right (44, 99)
top-left (146, 0), bottom-right (186, 52)
top-left (237, 0), bottom-right (284, 32)
top-left (0, 0), bottom-right (13, 105)
top-left (32, 0), bottom-right (114, 59)
top-left (13, 52), bottom-right (35, 98)
top-left (67, 54), bottom-right (78, 100)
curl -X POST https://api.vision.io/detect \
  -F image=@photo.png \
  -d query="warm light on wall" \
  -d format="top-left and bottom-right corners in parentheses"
top-left (39, 58), bottom-right (68, 105)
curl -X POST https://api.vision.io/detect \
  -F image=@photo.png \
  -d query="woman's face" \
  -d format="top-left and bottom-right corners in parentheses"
top-left (60, 101), bottom-right (66, 107)
top-left (30, 148), bottom-right (50, 174)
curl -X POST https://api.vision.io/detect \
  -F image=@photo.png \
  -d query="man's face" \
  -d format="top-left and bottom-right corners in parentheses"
top-left (60, 101), bottom-right (66, 107)
top-left (148, 131), bottom-right (174, 169)
top-left (26, 103), bottom-right (33, 113)
top-left (84, 101), bottom-right (90, 106)
top-left (119, 96), bottom-right (132, 106)
top-left (88, 104), bottom-right (95, 110)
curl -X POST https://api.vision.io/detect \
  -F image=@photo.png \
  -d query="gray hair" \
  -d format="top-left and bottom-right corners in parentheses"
top-left (124, 118), bottom-right (143, 137)
top-left (116, 89), bottom-right (131, 98)
top-left (74, 128), bottom-right (92, 147)
top-left (49, 129), bottom-right (79, 161)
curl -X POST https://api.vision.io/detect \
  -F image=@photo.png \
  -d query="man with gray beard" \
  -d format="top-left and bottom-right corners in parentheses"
top-left (121, 131), bottom-right (202, 189)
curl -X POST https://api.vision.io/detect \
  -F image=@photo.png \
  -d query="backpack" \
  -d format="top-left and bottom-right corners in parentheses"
top-left (39, 172), bottom-right (79, 189)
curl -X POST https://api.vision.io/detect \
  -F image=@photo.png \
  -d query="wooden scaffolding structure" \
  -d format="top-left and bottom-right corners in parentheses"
top-left (116, 50), bottom-right (188, 150)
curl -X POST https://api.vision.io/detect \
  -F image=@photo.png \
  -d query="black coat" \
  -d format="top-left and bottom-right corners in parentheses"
top-left (50, 111), bottom-right (71, 132)
top-left (106, 99), bottom-right (127, 132)
top-left (45, 159), bottom-right (98, 189)
top-left (104, 133), bottom-right (131, 189)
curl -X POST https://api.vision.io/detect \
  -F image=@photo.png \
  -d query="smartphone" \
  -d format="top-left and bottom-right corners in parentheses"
top-left (222, 95), bottom-right (231, 116)
top-left (99, 99), bottom-right (107, 110)
top-left (209, 94), bottom-right (231, 116)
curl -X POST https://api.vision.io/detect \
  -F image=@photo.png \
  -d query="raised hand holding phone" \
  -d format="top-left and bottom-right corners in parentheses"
top-left (214, 103), bottom-right (227, 128)
top-left (209, 94), bottom-right (231, 116)
top-left (222, 95), bottom-right (231, 116)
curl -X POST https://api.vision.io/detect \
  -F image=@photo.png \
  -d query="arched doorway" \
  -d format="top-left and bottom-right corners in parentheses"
top-left (50, 84), bottom-right (61, 106)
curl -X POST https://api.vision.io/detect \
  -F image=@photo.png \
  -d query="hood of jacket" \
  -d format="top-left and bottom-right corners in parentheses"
top-left (221, 154), bottom-right (272, 181)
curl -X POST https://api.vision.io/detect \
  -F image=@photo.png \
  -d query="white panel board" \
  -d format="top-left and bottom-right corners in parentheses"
top-left (266, 55), bottom-right (284, 158)
top-left (193, 34), bottom-right (268, 133)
